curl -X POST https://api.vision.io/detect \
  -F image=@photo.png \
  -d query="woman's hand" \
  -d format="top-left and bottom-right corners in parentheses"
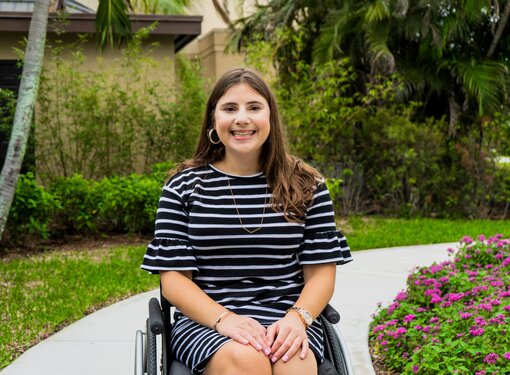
top-left (215, 313), bottom-right (272, 356)
top-left (266, 312), bottom-right (309, 363)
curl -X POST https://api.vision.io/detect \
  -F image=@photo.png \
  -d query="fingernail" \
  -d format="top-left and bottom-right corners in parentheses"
top-left (256, 344), bottom-right (262, 350)
top-left (283, 355), bottom-right (288, 362)
top-left (264, 348), bottom-right (271, 356)
top-left (271, 356), bottom-right (277, 363)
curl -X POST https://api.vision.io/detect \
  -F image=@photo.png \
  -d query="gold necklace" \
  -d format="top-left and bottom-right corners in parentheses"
top-left (227, 178), bottom-right (268, 234)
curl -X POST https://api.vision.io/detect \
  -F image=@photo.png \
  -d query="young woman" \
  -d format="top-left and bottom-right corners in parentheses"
top-left (141, 68), bottom-right (352, 375)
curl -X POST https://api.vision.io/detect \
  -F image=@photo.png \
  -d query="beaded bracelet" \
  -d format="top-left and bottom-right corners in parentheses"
top-left (212, 311), bottom-right (231, 331)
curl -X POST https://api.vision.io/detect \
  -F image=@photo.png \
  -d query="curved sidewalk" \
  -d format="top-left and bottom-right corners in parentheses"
top-left (1, 243), bottom-right (456, 375)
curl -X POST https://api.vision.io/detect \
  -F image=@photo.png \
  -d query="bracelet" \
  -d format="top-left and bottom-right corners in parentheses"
top-left (212, 311), bottom-right (231, 331)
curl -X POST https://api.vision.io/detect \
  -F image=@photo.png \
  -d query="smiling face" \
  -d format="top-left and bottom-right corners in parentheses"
top-left (213, 83), bottom-right (271, 165)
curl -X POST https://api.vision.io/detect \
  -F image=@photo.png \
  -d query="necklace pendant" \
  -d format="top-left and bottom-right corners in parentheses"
top-left (244, 227), bottom-right (262, 234)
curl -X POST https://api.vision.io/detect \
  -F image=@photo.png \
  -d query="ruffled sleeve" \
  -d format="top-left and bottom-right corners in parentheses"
top-left (297, 182), bottom-right (353, 265)
top-left (140, 182), bottom-right (198, 275)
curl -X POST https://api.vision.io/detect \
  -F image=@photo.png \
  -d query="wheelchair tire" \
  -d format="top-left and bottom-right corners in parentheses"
top-left (322, 318), bottom-right (349, 375)
top-left (146, 318), bottom-right (158, 375)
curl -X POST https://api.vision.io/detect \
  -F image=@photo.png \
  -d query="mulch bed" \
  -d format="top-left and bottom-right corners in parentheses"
top-left (0, 233), bottom-right (150, 261)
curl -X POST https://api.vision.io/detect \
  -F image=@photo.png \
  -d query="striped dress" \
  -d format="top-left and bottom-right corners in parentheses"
top-left (141, 164), bottom-right (352, 374)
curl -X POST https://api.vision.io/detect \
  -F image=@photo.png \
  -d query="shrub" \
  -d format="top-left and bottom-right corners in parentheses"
top-left (94, 174), bottom-right (161, 234)
top-left (1, 163), bottom-right (174, 246)
top-left (49, 175), bottom-right (98, 233)
top-left (36, 29), bottom-right (205, 183)
top-left (369, 235), bottom-right (510, 374)
top-left (3, 173), bottom-right (60, 244)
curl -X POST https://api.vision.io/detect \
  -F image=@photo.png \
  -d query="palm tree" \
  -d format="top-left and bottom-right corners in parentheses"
top-left (0, 0), bottom-right (51, 237)
top-left (236, 0), bottom-right (510, 128)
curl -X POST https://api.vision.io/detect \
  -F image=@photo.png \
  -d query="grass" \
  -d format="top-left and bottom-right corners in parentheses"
top-left (0, 244), bottom-right (158, 369)
top-left (1, 217), bottom-right (509, 369)
top-left (340, 217), bottom-right (510, 251)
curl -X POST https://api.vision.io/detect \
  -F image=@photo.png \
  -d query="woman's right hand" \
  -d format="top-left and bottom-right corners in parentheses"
top-left (215, 313), bottom-right (272, 356)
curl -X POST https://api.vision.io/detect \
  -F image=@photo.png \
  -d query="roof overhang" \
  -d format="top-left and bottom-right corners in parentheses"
top-left (0, 12), bottom-right (202, 52)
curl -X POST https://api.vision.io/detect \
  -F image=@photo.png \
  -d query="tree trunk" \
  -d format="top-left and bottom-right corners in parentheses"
top-left (0, 0), bottom-right (51, 239)
top-left (487, 0), bottom-right (510, 58)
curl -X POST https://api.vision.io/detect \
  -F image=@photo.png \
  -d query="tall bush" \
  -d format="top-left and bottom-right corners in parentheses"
top-left (36, 29), bottom-right (206, 183)
top-left (243, 32), bottom-right (510, 218)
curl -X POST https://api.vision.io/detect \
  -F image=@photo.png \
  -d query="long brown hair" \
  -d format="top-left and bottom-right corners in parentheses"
top-left (177, 67), bottom-right (322, 222)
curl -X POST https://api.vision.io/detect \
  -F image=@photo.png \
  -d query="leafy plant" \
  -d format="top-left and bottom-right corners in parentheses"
top-left (369, 235), bottom-right (510, 374)
top-left (36, 29), bottom-right (205, 183)
top-left (3, 173), bottom-right (59, 244)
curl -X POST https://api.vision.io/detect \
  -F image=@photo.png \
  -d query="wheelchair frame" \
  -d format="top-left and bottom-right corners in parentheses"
top-left (135, 292), bottom-right (353, 375)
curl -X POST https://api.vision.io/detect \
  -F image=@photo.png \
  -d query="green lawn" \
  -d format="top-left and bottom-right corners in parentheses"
top-left (341, 216), bottom-right (510, 250)
top-left (1, 217), bottom-right (509, 369)
top-left (0, 244), bottom-right (157, 369)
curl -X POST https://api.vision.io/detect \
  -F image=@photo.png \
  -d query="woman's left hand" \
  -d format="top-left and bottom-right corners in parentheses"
top-left (265, 312), bottom-right (309, 363)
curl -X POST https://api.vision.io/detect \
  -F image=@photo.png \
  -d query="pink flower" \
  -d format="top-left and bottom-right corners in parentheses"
top-left (475, 371), bottom-right (486, 375)
top-left (459, 312), bottom-right (472, 319)
top-left (478, 234), bottom-right (486, 242)
top-left (483, 353), bottom-right (499, 365)
top-left (404, 314), bottom-right (416, 323)
top-left (395, 327), bottom-right (407, 336)
top-left (502, 257), bottom-right (510, 267)
top-left (474, 316), bottom-right (486, 326)
top-left (431, 295), bottom-right (443, 304)
top-left (395, 291), bottom-right (407, 301)
top-left (429, 264), bottom-right (443, 274)
top-left (504, 352), bottom-right (510, 360)
top-left (412, 365), bottom-right (419, 373)
top-left (380, 340), bottom-right (388, 346)
top-left (500, 290), bottom-right (510, 298)
top-left (462, 236), bottom-right (473, 244)
top-left (469, 327), bottom-right (484, 336)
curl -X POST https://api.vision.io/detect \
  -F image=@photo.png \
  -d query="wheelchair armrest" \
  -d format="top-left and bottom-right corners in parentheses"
top-left (320, 304), bottom-right (340, 324)
top-left (148, 297), bottom-right (165, 335)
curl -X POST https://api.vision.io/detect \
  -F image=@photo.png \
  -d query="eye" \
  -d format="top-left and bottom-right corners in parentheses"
top-left (249, 105), bottom-right (262, 111)
top-left (223, 106), bottom-right (237, 113)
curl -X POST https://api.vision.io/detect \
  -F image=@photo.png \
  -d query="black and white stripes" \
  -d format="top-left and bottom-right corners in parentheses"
top-left (141, 164), bottom-right (352, 374)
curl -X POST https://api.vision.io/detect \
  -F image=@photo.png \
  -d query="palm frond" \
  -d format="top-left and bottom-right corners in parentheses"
top-left (364, 0), bottom-right (390, 23)
top-left (452, 59), bottom-right (508, 114)
top-left (312, 10), bottom-right (349, 63)
top-left (365, 24), bottom-right (395, 72)
top-left (96, 0), bottom-right (132, 50)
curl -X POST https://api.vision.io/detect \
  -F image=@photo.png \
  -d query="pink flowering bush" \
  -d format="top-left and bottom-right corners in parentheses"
top-left (369, 234), bottom-right (510, 374)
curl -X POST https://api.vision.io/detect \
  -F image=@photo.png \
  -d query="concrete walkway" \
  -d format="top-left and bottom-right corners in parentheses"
top-left (1, 243), bottom-right (457, 375)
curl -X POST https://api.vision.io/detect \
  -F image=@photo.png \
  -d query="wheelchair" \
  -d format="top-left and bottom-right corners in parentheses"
top-left (134, 290), bottom-right (354, 375)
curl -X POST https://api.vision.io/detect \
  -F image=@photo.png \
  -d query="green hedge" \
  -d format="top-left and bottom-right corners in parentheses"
top-left (1, 162), bottom-right (175, 246)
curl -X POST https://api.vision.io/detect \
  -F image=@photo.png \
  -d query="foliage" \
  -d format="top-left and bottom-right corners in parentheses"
top-left (1, 166), bottom-right (171, 245)
top-left (369, 235), bottom-right (510, 374)
top-left (0, 88), bottom-right (16, 136)
top-left (0, 244), bottom-right (158, 369)
top-left (3, 173), bottom-right (59, 244)
top-left (36, 29), bottom-right (205, 183)
top-left (243, 31), bottom-right (510, 218)
top-left (236, 0), bottom-right (510, 125)
top-left (0, 88), bottom-right (35, 174)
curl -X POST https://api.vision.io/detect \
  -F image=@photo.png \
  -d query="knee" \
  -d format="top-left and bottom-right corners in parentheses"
top-left (208, 342), bottom-right (271, 375)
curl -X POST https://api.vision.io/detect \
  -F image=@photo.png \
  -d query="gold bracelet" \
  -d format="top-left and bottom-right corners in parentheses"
top-left (212, 311), bottom-right (231, 331)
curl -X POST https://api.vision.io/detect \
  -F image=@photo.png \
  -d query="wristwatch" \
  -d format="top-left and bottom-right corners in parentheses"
top-left (287, 306), bottom-right (313, 328)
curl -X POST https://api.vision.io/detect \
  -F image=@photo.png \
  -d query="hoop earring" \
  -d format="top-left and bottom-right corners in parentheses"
top-left (208, 128), bottom-right (221, 145)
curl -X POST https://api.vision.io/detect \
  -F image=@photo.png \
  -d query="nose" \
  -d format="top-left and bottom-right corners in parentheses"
top-left (234, 107), bottom-right (251, 124)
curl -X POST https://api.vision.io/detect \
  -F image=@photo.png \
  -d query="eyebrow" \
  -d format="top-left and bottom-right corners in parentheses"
top-left (219, 101), bottom-right (264, 106)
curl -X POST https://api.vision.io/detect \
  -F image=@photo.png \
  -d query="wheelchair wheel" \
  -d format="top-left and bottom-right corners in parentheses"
top-left (321, 317), bottom-right (351, 375)
top-left (146, 318), bottom-right (158, 375)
